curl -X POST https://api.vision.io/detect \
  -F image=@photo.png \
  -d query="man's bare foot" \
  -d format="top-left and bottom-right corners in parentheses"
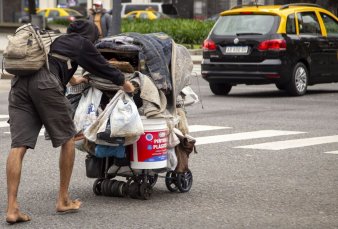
top-left (56, 199), bottom-right (82, 213)
top-left (6, 210), bottom-right (31, 224)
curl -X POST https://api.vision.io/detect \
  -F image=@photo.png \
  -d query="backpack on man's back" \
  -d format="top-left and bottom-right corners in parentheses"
top-left (3, 24), bottom-right (62, 76)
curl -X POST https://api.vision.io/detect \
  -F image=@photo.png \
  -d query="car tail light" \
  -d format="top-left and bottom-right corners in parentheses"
top-left (258, 39), bottom-right (286, 51)
top-left (68, 16), bottom-right (76, 21)
top-left (265, 73), bottom-right (280, 78)
top-left (203, 39), bottom-right (217, 51)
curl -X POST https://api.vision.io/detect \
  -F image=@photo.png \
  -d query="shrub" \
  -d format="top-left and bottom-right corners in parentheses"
top-left (122, 18), bottom-right (215, 45)
top-left (50, 18), bottom-right (215, 46)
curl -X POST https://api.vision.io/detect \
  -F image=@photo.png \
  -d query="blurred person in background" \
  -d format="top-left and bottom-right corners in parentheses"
top-left (88, 1), bottom-right (113, 38)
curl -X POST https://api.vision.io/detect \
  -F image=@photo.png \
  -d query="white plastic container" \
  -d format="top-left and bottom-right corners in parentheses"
top-left (130, 118), bottom-right (168, 169)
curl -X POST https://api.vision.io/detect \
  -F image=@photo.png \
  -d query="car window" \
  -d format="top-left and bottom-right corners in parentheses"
top-left (140, 13), bottom-right (148, 19)
top-left (213, 15), bottom-right (275, 36)
top-left (125, 5), bottom-right (159, 14)
top-left (64, 9), bottom-right (82, 16)
top-left (37, 10), bottom-right (46, 17)
top-left (48, 10), bottom-right (60, 18)
top-left (320, 13), bottom-right (338, 37)
top-left (286, 13), bottom-right (296, 34)
top-left (297, 12), bottom-right (321, 35)
top-left (126, 13), bottom-right (137, 19)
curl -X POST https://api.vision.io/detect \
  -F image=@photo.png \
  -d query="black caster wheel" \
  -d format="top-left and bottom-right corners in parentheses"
top-left (148, 174), bottom-right (158, 188)
top-left (100, 179), bottom-right (110, 196)
top-left (107, 179), bottom-right (117, 197)
top-left (93, 178), bottom-right (104, 195)
top-left (165, 171), bottom-right (178, 192)
top-left (111, 180), bottom-right (121, 197)
top-left (117, 181), bottom-right (128, 197)
top-left (139, 183), bottom-right (152, 200)
top-left (177, 170), bottom-right (193, 193)
top-left (129, 182), bottom-right (140, 199)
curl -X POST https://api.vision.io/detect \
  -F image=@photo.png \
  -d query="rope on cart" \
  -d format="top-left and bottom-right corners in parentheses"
top-left (192, 72), bottom-right (204, 109)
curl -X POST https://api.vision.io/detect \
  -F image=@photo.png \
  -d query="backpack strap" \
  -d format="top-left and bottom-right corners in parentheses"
top-left (49, 53), bottom-right (72, 70)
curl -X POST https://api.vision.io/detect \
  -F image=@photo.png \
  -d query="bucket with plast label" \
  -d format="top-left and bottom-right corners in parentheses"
top-left (130, 118), bottom-right (168, 169)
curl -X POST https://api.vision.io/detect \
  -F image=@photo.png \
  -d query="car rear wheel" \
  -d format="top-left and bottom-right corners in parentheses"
top-left (209, 83), bottom-right (232, 95)
top-left (286, 62), bottom-right (308, 96)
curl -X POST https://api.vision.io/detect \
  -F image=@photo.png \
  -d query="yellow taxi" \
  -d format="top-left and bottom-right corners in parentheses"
top-left (37, 8), bottom-right (83, 22)
top-left (124, 10), bottom-right (170, 20)
top-left (202, 3), bottom-right (338, 96)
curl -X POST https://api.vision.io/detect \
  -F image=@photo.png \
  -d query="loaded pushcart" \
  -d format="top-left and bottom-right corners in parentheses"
top-left (70, 32), bottom-right (198, 200)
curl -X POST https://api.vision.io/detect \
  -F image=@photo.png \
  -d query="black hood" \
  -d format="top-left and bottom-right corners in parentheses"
top-left (67, 19), bottom-right (99, 43)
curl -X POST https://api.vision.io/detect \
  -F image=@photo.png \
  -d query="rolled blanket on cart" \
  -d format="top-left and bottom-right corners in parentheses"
top-left (171, 42), bottom-right (194, 99)
top-left (131, 72), bottom-right (167, 118)
top-left (83, 72), bottom-right (133, 91)
top-left (96, 32), bottom-right (173, 91)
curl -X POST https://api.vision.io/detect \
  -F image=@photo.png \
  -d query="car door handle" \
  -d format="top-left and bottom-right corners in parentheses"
top-left (304, 42), bottom-right (310, 47)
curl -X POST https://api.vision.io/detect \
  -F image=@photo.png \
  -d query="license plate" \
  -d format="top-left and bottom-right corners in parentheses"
top-left (225, 46), bottom-right (248, 54)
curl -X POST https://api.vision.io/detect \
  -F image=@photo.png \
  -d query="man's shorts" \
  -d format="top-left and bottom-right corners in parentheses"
top-left (8, 68), bottom-right (77, 149)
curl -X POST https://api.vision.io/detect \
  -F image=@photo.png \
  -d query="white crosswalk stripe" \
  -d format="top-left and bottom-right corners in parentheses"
top-left (236, 135), bottom-right (338, 150)
top-left (189, 125), bottom-right (231, 132)
top-left (0, 118), bottom-right (337, 152)
top-left (324, 151), bottom-right (338, 154)
top-left (0, 121), bottom-right (8, 128)
top-left (195, 130), bottom-right (305, 146)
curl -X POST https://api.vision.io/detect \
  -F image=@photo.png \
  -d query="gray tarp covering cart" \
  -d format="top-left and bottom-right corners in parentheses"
top-left (70, 32), bottom-right (198, 199)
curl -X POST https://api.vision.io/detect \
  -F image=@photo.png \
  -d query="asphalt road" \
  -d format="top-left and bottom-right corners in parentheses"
top-left (0, 67), bottom-right (338, 228)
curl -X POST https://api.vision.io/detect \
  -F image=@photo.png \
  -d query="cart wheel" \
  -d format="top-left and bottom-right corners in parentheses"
top-left (100, 179), bottom-right (108, 196)
top-left (139, 183), bottom-right (152, 200)
top-left (111, 180), bottom-right (121, 197)
top-left (165, 171), bottom-right (178, 192)
top-left (93, 178), bottom-right (104, 195)
top-left (177, 170), bottom-right (193, 193)
top-left (117, 181), bottom-right (128, 197)
top-left (107, 179), bottom-right (117, 197)
top-left (148, 174), bottom-right (158, 188)
top-left (129, 182), bottom-right (139, 199)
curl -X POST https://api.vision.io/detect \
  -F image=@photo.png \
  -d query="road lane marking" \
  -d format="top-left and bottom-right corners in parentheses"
top-left (0, 115), bottom-right (9, 119)
top-left (189, 125), bottom-right (231, 133)
top-left (236, 135), bottom-right (338, 150)
top-left (323, 151), bottom-right (338, 155)
top-left (195, 130), bottom-right (305, 146)
top-left (0, 121), bottom-right (9, 128)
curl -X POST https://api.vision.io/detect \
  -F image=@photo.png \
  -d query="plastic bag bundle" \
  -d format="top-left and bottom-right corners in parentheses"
top-left (110, 92), bottom-right (144, 137)
top-left (73, 87), bottom-right (103, 132)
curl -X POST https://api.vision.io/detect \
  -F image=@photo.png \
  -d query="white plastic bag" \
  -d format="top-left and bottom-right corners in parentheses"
top-left (181, 86), bottom-right (199, 106)
top-left (73, 87), bottom-right (102, 132)
top-left (110, 92), bottom-right (144, 137)
top-left (167, 148), bottom-right (178, 170)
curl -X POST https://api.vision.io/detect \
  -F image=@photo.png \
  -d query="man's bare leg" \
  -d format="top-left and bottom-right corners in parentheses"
top-left (56, 138), bottom-right (82, 212)
top-left (6, 147), bottom-right (31, 224)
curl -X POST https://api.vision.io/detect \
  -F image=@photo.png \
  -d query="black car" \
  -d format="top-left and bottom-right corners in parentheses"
top-left (201, 3), bottom-right (338, 96)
